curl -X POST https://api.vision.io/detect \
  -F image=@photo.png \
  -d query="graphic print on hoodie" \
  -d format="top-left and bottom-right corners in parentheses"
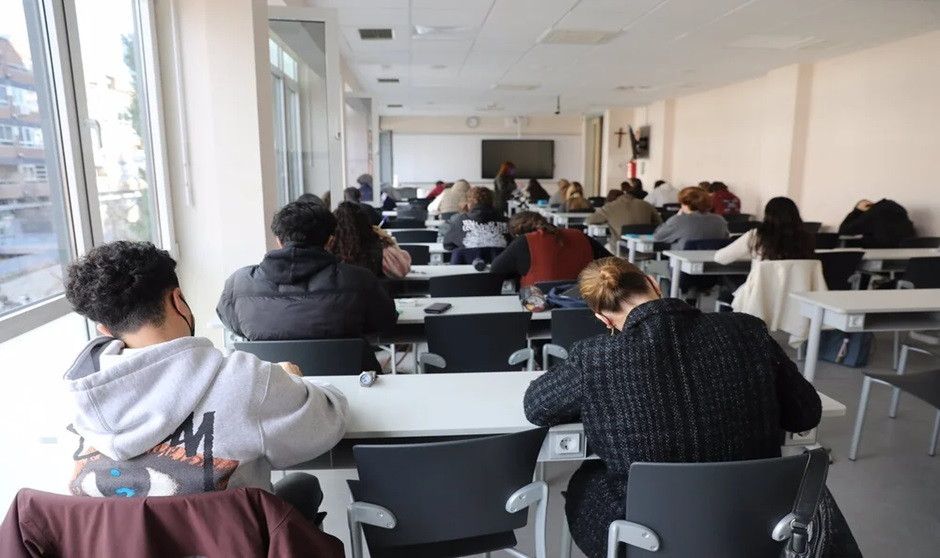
top-left (63, 336), bottom-right (348, 498)
top-left (69, 413), bottom-right (239, 498)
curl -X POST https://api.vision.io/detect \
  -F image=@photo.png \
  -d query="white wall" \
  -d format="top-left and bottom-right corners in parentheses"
top-left (381, 115), bottom-right (584, 189)
top-left (616, 29), bottom-right (940, 232)
top-left (600, 108), bottom-right (634, 194)
top-left (344, 99), bottom-right (370, 188)
top-left (155, 0), bottom-right (278, 346)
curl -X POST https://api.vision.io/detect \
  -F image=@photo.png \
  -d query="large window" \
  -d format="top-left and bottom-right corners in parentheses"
top-left (269, 36), bottom-right (304, 206)
top-left (0, 0), bottom-right (169, 341)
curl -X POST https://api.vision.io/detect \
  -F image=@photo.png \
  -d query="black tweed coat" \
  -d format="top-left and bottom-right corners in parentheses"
top-left (524, 298), bottom-right (861, 558)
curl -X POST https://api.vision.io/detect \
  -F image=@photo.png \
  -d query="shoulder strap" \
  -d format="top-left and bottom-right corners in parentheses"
top-left (786, 448), bottom-right (829, 557)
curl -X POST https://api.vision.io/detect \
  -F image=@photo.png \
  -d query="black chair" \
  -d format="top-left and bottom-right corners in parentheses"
top-left (233, 338), bottom-right (366, 375)
top-left (588, 196), bottom-right (606, 207)
top-left (727, 220), bottom-right (759, 234)
top-left (534, 279), bottom-right (577, 294)
top-left (723, 213), bottom-right (752, 223)
top-left (398, 244), bottom-right (430, 265)
top-left (900, 236), bottom-right (940, 248)
top-left (541, 308), bottom-right (608, 368)
top-left (684, 238), bottom-right (731, 251)
top-left (850, 369), bottom-right (940, 460)
top-left (605, 449), bottom-right (829, 558)
top-left (429, 273), bottom-right (505, 297)
top-left (419, 312), bottom-right (533, 372)
top-left (384, 219), bottom-right (426, 230)
top-left (803, 221), bottom-right (823, 234)
top-left (391, 230), bottom-right (437, 243)
top-left (620, 224), bottom-right (658, 237)
top-left (607, 449), bottom-right (829, 558)
top-left (347, 428), bottom-right (550, 558)
top-left (681, 238), bottom-right (733, 295)
top-left (888, 256), bottom-right (940, 394)
top-left (450, 247), bottom-right (503, 265)
top-left (816, 251), bottom-right (863, 290)
top-left (815, 232), bottom-right (840, 249)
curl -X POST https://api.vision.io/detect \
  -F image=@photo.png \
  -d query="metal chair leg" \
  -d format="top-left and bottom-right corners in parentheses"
top-left (893, 331), bottom-right (900, 369)
top-left (889, 344), bottom-right (910, 418)
top-left (930, 411), bottom-right (940, 457)
top-left (849, 376), bottom-right (874, 461)
top-left (560, 514), bottom-right (573, 558)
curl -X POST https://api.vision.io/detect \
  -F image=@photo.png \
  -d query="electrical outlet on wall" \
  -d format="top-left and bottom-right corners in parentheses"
top-left (552, 432), bottom-right (582, 455)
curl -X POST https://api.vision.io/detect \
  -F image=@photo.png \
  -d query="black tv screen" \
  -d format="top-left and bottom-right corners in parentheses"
top-left (481, 140), bottom-right (554, 179)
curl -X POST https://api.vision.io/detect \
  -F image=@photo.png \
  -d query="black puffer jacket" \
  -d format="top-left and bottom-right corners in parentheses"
top-left (217, 243), bottom-right (397, 341)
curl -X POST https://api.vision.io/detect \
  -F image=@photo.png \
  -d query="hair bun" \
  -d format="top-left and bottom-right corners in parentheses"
top-left (598, 266), bottom-right (620, 290)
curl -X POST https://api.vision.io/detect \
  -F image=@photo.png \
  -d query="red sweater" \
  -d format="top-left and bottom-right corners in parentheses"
top-left (522, 229), bottom-right (594, 287)
top-left (711, 189), bottom-right (741, 216)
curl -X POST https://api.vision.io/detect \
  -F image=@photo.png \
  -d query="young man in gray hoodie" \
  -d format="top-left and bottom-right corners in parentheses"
top-left (62, 241), bottom-right (347, 522)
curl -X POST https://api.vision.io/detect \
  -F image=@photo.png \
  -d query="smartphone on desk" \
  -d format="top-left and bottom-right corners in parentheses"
top-left (424, 302), bottom-right (453, 314)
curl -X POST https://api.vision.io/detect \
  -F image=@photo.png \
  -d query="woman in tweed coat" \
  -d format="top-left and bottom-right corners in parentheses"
top-left (524, 258), bottom-right (861, 558)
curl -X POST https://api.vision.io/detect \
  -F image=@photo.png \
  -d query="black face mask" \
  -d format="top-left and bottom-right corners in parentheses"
top-left (175, 295), bottom-right (195, 337)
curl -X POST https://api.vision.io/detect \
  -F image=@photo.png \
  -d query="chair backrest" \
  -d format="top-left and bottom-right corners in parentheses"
top-left (534, 279), bottom-right (577, 294)
top-left (728, 220), bottom-right (759, 234)
top-left (723, 213), bottom-right (752, 223)
top-left (901, 257), bottom-right (940, 288)
top-left (398, 244), bottom-right (430, 265)
top-left (551, 308), bottom-right (608, 349)
top-left (350, 428), bottom-right (548, 550)
top-left (814, 232), bottom-right (840, 250)
top-left (816, 251), bottom-right (864, 291)
top-left (233, 339), bottom-right (367, 375)
top-left (384, 218), bottom-right (425, 230)
top-left (394, 187), bottom-right (418, 199)
top-left (429, 273), bottom-right (505, 297)
top-left (391, 229), bottom-right (438, 243)
top-left (622, 452), bottom-right (820, 558)
top-left (620, 224), bottom-right (658, 236)
top-left (450, 246), bottom-right (504, 265)
top-left (900, 236), bottom-right (940, 248)
top-left (425, 312), bottom-right (531, 372)
top-left (589, 196), bottom-right (606, 207)
top-left (802, 221), bottom-right (822, 234)
top-left (684, 238), bottom-right (732, 250)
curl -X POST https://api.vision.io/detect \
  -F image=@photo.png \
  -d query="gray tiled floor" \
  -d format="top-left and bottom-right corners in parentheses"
top-left (318, 332), bottom-right (940, 558)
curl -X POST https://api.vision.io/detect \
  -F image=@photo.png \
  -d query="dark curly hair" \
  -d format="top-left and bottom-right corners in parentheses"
top-left (508, 211), bottom-right (565, 245)
top-left (65, 241), bottom-right (179, 335)
top-left (329, 202), bottom-right (382, 269)
top-left (271, 200), bottom-right (336, 247)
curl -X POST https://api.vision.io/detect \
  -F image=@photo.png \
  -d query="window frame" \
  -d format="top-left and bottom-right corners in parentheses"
top-left (0, 0), bottom-right (174, 344)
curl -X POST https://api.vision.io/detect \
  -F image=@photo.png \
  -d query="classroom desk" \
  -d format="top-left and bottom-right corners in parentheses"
top-left (551, 212), bottom-right (592, 227)
top-left (403, 264), bottom-right (478, 281)
top-left (307, 371), bottom-right (845, 460)
top-left (791, 289), bottom-right (940, 383)
top-left (586, 224), bottom-right (609, 239)
top-left (619, 235), bottom-right (664, 262)
top-left (663, 248), bottom-right (940, 298)
top-left (398, 242), bottom-right (449, 264)
top-left (382, 210), bottom-right (396, 217)
top-left (392, 295), bottom-right (550, 326)
top-left (425, 219), bottom-right (445, 228)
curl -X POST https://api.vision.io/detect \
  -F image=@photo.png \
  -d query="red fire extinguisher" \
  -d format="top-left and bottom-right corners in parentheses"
top-left (628, 160), bottom-right (636, 179)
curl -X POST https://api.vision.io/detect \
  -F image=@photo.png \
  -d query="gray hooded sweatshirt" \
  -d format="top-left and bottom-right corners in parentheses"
top-left (63, 336), bottom-right (347, 498)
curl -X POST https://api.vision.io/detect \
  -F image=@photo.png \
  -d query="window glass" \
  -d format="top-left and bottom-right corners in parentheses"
top-left (74, 0), bottom-right (159, 243)
top-left (0, 1), bottom-right (74, 318)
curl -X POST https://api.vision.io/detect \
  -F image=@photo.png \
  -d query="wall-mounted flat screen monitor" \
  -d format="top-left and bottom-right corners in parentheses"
top-left (481, 140), bottom-right (554, 179)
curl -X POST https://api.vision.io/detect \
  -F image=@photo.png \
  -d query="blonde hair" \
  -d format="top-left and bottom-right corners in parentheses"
top-left (578, 258), bottom-right (654, 313)
top-left (565, 182), bottom-right (584, 200)
top-left (566, 194), bottom-right (592, 212)
top-left (556, 179), bottom-right (572, 197)
top-left (679, 186), bottom-right (712, 212)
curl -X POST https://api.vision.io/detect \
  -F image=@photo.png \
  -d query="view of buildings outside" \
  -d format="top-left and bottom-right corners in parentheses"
top-left (0, 0), bottom-right (155, 318)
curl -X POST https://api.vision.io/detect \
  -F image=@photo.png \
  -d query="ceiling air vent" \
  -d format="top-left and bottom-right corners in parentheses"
top-left (539, 29), bottom-right (619, 45)
top-left (386, 104), bottom-right (403, 108)
top-left (377, 78), bottom-right (400, 84)
top-left (359, 28), bottom-right (394, 40)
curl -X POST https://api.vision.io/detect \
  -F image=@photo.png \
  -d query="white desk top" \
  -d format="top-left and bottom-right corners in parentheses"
top-left (403, 265), bottom-right (479, 280)
top-left (382, 210), bottom-right (396, 217)
top-left (664, 247), bottom-right (938, 264)
top-left (552, 212), bottom-right (593, 220)
top-left (394, 295), bottom-right (550, 324)
top-left (314, 372), bottom-right (844, 439)
top-left (425, 219), bottom-right (445, 228)
top-left (397, 242), bottom-right (447, 254)
top-left (791, 289), bottom-right (940, 314)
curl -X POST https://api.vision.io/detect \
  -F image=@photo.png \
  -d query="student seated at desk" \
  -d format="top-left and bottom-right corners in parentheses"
top-left (644, 180), bottom-right (679, 208)
top-left (491, 211), bottom-right (610, 286)
top-left (586, 186), bottom-right (662, 251)
top-left (523, 258), bottom-right (861, 558)
top-left (330, 202), bottom-right (412, 279)
top-left (218, 201), bottom-right (398, 371)
top-left (561, 182), bottom-right (593, 212)
top-left (442, 186), bottom-right (511, 250)
top-left (652, 186), bottom-right (729, 248)
top-left (707, 181), bottom-right (741, 216)
top-left (428, 179), bottom-right (469, 222)
top-left (342, 187), bottom-right (381, 226)
top-left (715, 197), bottom-right (814, 265)
top-left (63, 241), bottom-right (347, 523)
top-left (524, 178), bottom-right (550, 204)
top-left (548, 178), bottom-right (571, 206)
top-left (838, 198), bottom-right (915, 248)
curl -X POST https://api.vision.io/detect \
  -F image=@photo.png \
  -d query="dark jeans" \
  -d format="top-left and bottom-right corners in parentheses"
top-left (273, 472), bottom-right (323, 524)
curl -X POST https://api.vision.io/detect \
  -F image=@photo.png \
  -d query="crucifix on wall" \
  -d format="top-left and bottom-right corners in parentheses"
top-left (614, 127), bottom-right (627, 148)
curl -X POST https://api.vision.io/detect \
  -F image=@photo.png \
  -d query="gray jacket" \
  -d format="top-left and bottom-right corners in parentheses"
top-left (653, 212), bottom-right (729, 248)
